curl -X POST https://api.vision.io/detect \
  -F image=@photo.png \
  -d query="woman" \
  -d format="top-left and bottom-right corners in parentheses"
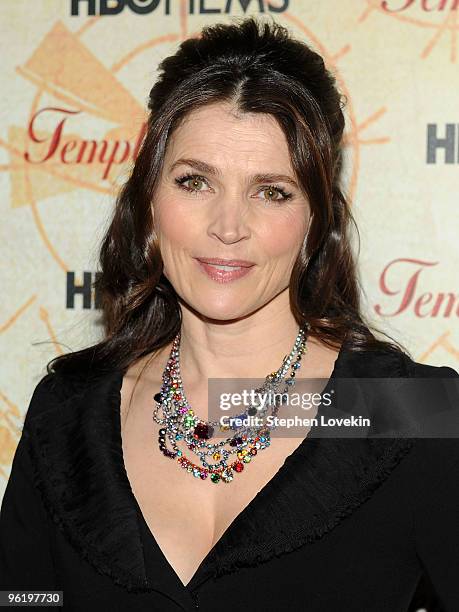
top-left (1, 16), bottom-right (458, 612)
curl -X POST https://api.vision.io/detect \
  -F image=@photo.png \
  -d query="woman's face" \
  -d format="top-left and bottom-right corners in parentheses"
top-left (153, 101), bottom-right (311, 322)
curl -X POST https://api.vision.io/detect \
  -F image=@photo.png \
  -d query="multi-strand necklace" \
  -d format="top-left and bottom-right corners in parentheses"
top-left (152, 323), bottom-right (310, 484)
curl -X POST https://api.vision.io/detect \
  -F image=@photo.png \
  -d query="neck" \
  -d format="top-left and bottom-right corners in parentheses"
top-left (177, 299), bottom-right (304, 383)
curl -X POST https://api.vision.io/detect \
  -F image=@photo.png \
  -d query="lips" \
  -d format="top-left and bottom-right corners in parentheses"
top-left (194, 258), bottom-right (255, 283)
top-left (195, 257), bottom-right (255, 268)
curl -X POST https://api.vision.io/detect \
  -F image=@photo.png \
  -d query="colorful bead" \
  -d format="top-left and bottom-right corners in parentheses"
top-left (184, 417), bottom-right (196, 430)
top-left (194, 422), bottom-right (214, 440)
top-left (221, 468), bottom-right (234, 483)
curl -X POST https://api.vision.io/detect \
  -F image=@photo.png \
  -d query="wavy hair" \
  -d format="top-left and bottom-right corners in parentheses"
top-left (47, 16), bottom-right (410, 379)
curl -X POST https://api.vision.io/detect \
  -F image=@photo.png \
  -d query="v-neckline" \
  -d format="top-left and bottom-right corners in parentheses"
top-left (117, 346), bottom-right (344, 591)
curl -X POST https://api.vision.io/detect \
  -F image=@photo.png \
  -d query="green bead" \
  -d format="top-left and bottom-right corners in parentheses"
top-left (210, 473), bottom-right (221, 483)
top-left (184, 416), bottom-right (195, 428)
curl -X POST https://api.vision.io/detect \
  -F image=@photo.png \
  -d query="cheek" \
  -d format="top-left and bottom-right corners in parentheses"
top-left (155, 199), bottom-right (198, 252)
top-left (258, 215), bottom-right (306, 259)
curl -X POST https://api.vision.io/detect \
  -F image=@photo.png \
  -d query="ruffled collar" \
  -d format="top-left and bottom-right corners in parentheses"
top-left (24, 343), bottom-right (418, 594)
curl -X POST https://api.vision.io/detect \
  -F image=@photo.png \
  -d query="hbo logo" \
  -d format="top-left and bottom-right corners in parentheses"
top-left (70, 0), bottom-right (170, 15)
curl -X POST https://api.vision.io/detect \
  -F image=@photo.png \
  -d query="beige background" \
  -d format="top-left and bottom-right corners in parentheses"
top-left (1, 0), bottom-right (458, 497)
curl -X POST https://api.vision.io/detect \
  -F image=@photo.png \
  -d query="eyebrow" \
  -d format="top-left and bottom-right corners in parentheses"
top-left (168, 157), bottom-right (299, 189)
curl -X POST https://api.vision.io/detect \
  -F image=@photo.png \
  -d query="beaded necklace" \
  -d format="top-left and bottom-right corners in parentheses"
top-left (152, 322), bottom-right (310, 484)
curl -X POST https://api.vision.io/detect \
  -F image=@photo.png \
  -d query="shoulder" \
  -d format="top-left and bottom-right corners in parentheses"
top-left (400, 349), bottom-right (459, 380)
top-left (339, 344), bottom-right (459, 442)
top-left (344, 343), bottom-right (459, 380)
top-left (404, 354), bottom-right (459, 438)
top-left (397, 354), bottom-right (459, 479)
top-left (24, 354), bottom-right (120, 430)
top-left (23, 372), bottom-right (64, 429)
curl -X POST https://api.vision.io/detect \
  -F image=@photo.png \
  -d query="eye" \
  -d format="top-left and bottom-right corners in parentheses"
top-left (174, 174), bottom-right (293, 204)
top-left (256, 185), bottom-right (293, 204)
top-left (174, 173), bottom-right (210, 194)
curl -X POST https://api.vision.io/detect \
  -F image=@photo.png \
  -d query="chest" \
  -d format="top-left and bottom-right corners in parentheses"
top-left (120, 379), bottom-right (311, 586)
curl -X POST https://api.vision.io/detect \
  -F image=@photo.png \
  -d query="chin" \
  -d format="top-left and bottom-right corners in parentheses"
top-left (189, 299), bottom-right (252, 322)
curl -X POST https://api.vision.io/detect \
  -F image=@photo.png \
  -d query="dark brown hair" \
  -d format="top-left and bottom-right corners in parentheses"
top-left (47, 15), bottom-right (410, 379)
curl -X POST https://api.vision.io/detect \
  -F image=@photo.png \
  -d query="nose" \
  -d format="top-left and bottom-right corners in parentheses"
top-left (206, 191), bottom-right (251, 245)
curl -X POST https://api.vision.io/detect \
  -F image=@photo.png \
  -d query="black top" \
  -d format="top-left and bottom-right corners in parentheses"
top-left (1, 343), bottom-right (459, 612)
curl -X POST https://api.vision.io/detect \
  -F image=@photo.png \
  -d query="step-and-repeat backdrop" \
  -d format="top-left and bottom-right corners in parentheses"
top-left (1, 0), bottom-right (458, 502)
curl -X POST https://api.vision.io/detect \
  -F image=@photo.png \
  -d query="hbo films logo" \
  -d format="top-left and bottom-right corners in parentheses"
top-left (71, 0), bottom-right (289, 16)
